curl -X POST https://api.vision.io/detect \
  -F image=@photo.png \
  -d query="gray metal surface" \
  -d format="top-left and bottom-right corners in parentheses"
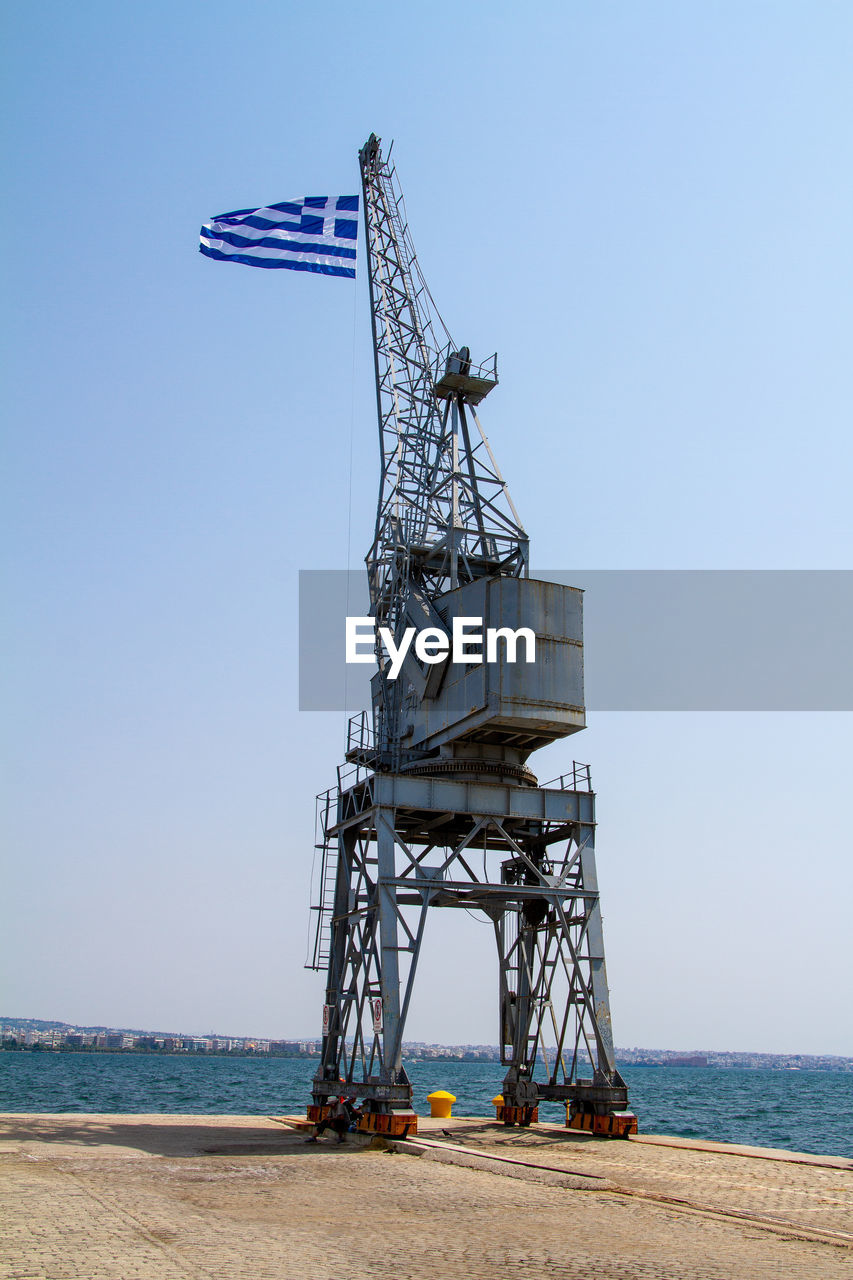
top-left (406, 576), bottom-right (585, 752)
top-left (307, 134), bottom-right (628, 1123)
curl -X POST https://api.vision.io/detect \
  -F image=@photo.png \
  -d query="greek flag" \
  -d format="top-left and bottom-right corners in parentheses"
top-left (200, 196), bottom-right (358, 279)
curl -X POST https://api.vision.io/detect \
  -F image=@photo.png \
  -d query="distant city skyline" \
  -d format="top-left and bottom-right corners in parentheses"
top-left (4, 1018), bottom-right (851, 1074)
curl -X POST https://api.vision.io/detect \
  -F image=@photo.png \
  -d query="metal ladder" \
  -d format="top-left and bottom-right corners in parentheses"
top-left (306, 788), bottom-right (338, 971)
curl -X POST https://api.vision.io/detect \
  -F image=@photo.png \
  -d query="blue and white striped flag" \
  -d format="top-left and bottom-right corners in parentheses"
top-left (200, 196), bottom-right (358, 279)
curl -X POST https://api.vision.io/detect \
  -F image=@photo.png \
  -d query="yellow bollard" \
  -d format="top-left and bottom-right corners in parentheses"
top-left (427, 1090), bottom-right (456, 1119)
top-left (492, 1094), bottom-right (504, 1110)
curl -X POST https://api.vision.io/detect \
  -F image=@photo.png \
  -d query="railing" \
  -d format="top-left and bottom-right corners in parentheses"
top-left (337, 759), bottom-right (371, 793)
top-left (346, 710), bottom-right (373, 756)
top-left (433, 341), bottom-right (498, 387)
top-left (542, 761), bottom-right (593, 793)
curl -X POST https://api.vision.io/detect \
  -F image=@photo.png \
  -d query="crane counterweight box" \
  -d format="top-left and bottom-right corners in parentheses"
top-left (403, 576), bottom-right (585, 752)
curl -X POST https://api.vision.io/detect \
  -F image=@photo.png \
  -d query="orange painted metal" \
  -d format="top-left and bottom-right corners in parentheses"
top-left (495, 1103), bottom-right (539, 1127)
top-left (307, 1104), bottom-right (418, 1138)
top-left (356, 1111), bottom-right (419, 1138)
top-left (307, 1104), bottom-right (334, 1124)
top-left (566, 1111), bottom-right (638, 1137)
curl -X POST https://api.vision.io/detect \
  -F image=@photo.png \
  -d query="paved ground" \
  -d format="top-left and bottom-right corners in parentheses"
top-left (1, 1113), bottom-right (851, 1279)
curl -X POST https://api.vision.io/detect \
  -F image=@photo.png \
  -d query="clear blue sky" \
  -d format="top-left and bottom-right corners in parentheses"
top-left (3, 1), bottom-right (852, 1054)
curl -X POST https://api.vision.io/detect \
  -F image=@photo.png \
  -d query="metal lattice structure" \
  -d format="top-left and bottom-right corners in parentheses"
top-left (307, 135), bottom-right (630, 1133)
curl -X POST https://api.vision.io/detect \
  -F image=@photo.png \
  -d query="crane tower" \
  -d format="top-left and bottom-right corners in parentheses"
top-left (307, 134), bottom-right (632, 1136)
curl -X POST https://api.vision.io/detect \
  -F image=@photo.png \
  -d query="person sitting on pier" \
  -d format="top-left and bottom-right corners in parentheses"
top-left (306, 1097), bottom-right (360, 1144)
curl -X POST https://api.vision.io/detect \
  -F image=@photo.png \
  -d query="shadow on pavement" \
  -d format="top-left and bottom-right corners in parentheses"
top-left (0, 1115), bottom-right (362, 1158)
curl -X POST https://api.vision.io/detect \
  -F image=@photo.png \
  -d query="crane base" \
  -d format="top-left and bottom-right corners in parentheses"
top-left (356, 1111), bottom-right (418, 1139)
top-left (567, 1110), bottom-right (638, 1137)
top-left (306, 1104), bottom-right (335, 1124)
top-left (307, 1105), bottom-right (418, 1138)
top-left (495, 1104), bottom-right (538, 1126)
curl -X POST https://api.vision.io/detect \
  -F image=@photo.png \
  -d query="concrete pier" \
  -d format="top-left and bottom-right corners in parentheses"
top-left (1, 1113), bottom-right (851, 1278)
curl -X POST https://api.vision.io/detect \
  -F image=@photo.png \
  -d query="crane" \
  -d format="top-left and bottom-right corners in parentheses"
top-left (307, 134), bottom-right (633, 1137)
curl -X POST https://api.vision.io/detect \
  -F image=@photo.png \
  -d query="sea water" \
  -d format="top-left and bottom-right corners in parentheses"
top-left (1, 1053), bottom-right (850, 1159)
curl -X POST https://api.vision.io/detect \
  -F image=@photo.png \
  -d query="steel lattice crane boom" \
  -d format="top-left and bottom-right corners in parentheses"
top-left (307, 135), bottom-right (633, 1138)
top-left (360, 134), bottom-right (529, 767)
